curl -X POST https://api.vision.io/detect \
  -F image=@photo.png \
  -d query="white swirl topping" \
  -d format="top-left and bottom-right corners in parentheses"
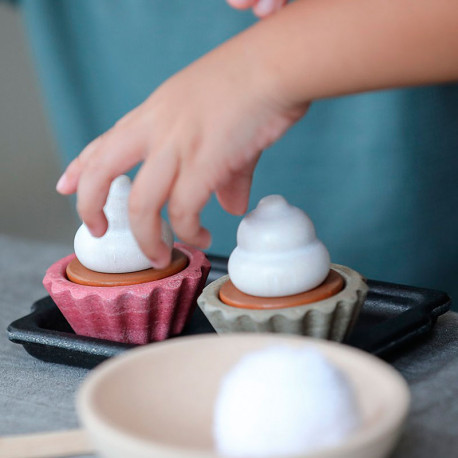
top-left (74, 175), bottom-right (173, 273)
top-left (228, 195), bottom-right (330, 297)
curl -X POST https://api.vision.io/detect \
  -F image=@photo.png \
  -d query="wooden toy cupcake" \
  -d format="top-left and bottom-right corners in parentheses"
top-left (43, 176), bottom-right (210, 344)
top-left (198, 195), bottom-right (367, 342)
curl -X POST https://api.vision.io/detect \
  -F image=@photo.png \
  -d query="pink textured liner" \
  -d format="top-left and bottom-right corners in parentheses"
top-left (43, 243), bottom-right (210, 344)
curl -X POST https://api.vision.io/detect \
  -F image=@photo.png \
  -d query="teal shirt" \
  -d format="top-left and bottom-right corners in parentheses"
top-left (16, 0), bottom-right (458, 300)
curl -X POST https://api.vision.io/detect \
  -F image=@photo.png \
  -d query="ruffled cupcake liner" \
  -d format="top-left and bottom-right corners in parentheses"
top-left (197, 264), bottom-right (367, 342)
top-left (43, 243), bottom-right (210, 344)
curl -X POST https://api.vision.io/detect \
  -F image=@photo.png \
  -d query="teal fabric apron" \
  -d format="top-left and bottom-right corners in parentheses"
top-left (14, 0), bottom-right (458, 300)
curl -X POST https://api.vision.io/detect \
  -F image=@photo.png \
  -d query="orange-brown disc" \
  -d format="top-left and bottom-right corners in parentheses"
top-left (219, 269), bottom-right (344, 310)
top-left (66, 248), bottom-right (188, 287)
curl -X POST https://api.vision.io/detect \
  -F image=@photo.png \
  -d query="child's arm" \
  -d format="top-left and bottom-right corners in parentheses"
top-left (248, 0), bottom-right (458, 102)
top-left (57, 0), bottom-right (458, 268)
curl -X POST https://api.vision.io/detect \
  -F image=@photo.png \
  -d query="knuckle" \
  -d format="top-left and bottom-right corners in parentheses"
top-left (81, 164), bottom-right (109, 188)
top-left (65, 156), bottom-right (82, 178)
top-left (172, 217), bottom-right (199, 243)
top-left (173, 226), bottom-right (189, 243)
top-left (81, 134), bottom-right (104, 159)
top-left (129, 192), bottom-right (156, 223)
top-left (84, 158), bottom-right (103, 174)
top-left (85, 154), bottom-right (115, 180)
top-left (168, 202), bottom-right (186, 224)
top-left (114, 116), bottom-right (131, 130)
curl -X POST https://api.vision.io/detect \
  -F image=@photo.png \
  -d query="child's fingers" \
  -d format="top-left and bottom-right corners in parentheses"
top-left (56, 134), bottom-right (106, 195)
top-left (129, 151), bottom-right (177, 268)
top-left (215, 157), bottom-right (260, 215)
top-left (226, 0), bottom-right (258, 10)
top-left (76, 171), bottom-right (110, 238)
top-left (168, 168), bottom-right (212, 250)
top-left (253, 0), bottom-right (288, 18)
top-left (57, 106), bottom-right (144, 195)
top-left (75, 126), bottom-right (148, 237)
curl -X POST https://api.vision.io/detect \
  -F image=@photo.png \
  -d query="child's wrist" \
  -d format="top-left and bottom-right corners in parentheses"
top-left (236, 16), bottom-right (310, 114)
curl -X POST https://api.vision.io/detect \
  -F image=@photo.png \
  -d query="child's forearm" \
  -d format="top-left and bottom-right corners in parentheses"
top-left (229, 0), bottom-right (458, 106)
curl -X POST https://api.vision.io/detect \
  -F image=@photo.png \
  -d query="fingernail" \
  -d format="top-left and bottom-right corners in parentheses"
top-left (56, 174), bottom-right (68, 193)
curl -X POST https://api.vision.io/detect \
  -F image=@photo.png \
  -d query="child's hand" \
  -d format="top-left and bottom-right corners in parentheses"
top-left (56, 35), bottom-right (309, 268)
top-left (227, 0), bottom-right (288, 18)
top-left (55, 0), bottom-right (458, 269)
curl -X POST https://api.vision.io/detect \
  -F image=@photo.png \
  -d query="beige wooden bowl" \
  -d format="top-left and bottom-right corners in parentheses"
top-left (77, 334), bottom-right (409, 458)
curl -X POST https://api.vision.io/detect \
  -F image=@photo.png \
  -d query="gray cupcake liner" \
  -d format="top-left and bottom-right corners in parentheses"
top-left (197, 264), bottom-right (368, 342)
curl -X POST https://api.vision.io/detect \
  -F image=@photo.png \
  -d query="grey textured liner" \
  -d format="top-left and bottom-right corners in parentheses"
top-left (197, 264), bottom-right (368, 342)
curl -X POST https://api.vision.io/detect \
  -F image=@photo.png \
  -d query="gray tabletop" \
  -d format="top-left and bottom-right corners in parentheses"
top-left (0, 234), bottom-right (457, 457)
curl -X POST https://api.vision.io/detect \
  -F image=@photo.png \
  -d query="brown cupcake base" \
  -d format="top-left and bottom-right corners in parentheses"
top-left (219, 269), bottom-right (344, 310)
top-left (66, 248), bottom-right (188, 287)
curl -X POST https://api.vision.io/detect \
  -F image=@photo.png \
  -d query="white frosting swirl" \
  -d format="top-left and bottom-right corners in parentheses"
top-left (228, 195), bottom-right (330, 297)
top-left (74, 175), bottom-right (174, 273)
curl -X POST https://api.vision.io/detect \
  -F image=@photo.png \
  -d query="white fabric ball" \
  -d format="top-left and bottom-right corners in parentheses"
top-left (214, 345), bottom-right (360, 457)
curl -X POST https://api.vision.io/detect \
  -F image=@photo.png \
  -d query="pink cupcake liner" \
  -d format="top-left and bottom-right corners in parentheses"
top-left (43, 243), bottom-right (211, 344)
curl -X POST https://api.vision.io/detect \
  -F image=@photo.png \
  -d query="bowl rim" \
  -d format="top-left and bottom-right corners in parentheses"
top-left (77, 334), bottom-right (410, 458)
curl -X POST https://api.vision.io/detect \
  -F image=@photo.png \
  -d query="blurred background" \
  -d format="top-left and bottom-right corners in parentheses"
top-left (0, 3), bottom-right (77, 244)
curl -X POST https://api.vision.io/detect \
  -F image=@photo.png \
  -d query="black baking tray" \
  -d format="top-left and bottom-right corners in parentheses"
top-left (7, 255), bottom-right (451, 369)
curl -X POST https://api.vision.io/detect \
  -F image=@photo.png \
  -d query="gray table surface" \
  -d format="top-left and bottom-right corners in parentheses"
top-left (0, 233), bottom-right (457, 457)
